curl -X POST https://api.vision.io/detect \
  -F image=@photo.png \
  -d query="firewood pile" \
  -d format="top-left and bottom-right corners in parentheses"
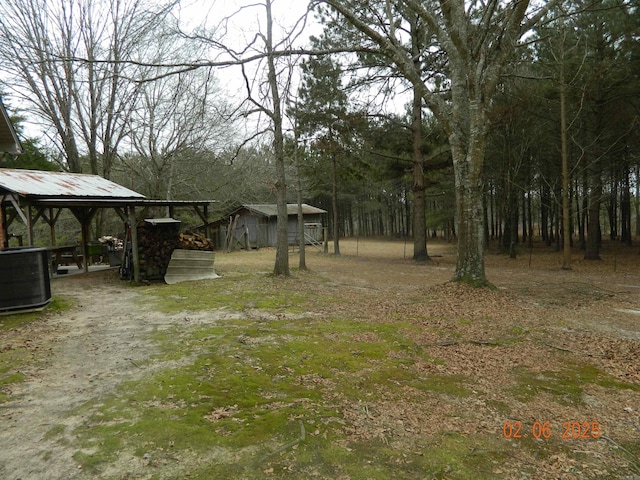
top-left (177, 232), bottom-right (214, 251)
top-left (137, 221), bottom-right (180, 281)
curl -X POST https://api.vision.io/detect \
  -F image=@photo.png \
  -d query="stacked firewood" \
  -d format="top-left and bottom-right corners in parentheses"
top-left (177, 232), bottom-right (214, 251)
top-left (137, 222), bottom-right (180, 281)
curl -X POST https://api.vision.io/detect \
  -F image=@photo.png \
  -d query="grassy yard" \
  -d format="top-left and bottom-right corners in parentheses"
top-left (2, 239), bottom-right (639, 479)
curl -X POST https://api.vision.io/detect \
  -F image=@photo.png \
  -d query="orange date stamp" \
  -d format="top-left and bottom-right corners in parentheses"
top-left (503, 421), bottom-right (601, 440)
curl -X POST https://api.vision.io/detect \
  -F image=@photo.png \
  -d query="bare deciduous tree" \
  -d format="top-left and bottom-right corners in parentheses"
top-left (0, 0), bottom-right (178, 176)
top-left (183, 0), bottom-right (312, 275)
top-left (123, 43), bottom-right (232, 202)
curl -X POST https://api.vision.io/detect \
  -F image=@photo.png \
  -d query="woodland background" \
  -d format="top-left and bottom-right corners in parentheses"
top-left (0, 0), bottom-right (638, 273)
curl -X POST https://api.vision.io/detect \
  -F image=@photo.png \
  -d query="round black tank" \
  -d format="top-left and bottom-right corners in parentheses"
top-left (0, 247), bottom-right (52, 313)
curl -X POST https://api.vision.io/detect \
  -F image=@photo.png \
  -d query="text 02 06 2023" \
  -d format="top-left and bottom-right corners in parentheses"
top-left (502, 421), bottom-right (601, 439)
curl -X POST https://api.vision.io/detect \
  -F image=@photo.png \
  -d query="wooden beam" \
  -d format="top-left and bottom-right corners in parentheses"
top-left (6, 194), bottom-right (28, 227)
top-left (128, 206), bottom-right (141, 283)
top-left (27, 205), bottom-right (33, 245)
top-left (0, 195), bottom-right (6, 248)
top-left (34, 206), bottom-right (63, 246)
top-left (203, 204), bottom-right (210, 240)
top-left (193, 204), bottom-right (211, 240)
top-left (69, 207), bottom-right (99, 273)
top-left (113, 207), bottom-right (127, 222)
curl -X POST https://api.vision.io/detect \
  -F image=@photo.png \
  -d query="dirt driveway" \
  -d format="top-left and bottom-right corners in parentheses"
top-left (1, 239), bottom-right (639, 479)
top-left (0, 275), bottom-right (162, 479)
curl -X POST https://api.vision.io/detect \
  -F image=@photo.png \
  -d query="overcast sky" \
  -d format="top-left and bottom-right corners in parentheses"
top-left (175, 0), bottom-right (323, 138)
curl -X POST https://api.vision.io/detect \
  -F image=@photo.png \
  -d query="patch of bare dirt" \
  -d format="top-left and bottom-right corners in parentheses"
top-left (0, 270), bottom-right (231, 480)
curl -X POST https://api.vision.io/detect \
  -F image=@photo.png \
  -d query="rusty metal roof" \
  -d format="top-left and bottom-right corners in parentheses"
top-left (0, 100), bottom-right (22, 155)
top-left (0, 168), bottom-right (145, 199)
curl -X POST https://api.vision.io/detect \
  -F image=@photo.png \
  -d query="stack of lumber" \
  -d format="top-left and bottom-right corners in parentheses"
top-left (177, 232), bottom-right (214, 251)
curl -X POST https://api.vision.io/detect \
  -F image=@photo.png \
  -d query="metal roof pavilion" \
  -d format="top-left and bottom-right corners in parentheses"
top-left (1, 169), bottom-right (216, 282)
top-left (0, 168), bottom-right (145, 199)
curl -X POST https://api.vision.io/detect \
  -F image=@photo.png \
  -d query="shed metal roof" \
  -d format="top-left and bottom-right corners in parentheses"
top-left (0, 168), bottom-right (145, 199)
top-left (0, 100), bottom-right (22, 155)
top-left (243, 204), bottom-right (327, 217)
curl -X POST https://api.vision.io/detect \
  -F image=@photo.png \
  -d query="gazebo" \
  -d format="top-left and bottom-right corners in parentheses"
top-left (0, 169), bottom-right (214, 282)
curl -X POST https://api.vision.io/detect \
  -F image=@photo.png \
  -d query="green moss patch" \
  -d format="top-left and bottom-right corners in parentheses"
top-left (0, 340), bottom-right (30, 403)
top-left (509, 363), bottom-right (640, 406)
top-left (139, 274), bottom-right (308, 313)
top-left (67, 309), bottom-right (476, 476)
top-left (0, 296), bottom-right (72, 332)
top-left (0, 297), bottom-right (73, 403)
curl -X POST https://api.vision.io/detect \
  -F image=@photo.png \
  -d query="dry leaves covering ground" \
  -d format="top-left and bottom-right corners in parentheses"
top-left (1, 238), bottom-right (639, 479)
top-left (279, 239), bottom-right (640, 478)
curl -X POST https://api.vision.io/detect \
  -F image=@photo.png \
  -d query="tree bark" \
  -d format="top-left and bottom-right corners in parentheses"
top-left (448, 92), bottom-right (490, 286)
top-left (410, 14), bottom-right (428, 261)
top-left (560, 63), bottom-right (572, 269)
top-left (620, 166), bottom-right (632, 246)
top-left (450, 149), bottom-right (488, 285)
top-left (584, 170), bottom-right (602, 260)
top-left (635, 166), bottom-right (640, 237)
top-left (265, 0), bottom-right (289, 276)
top-left (412, 86), bottom-right (428, 261)
top-left (331, 152), bottom-right (341, 255)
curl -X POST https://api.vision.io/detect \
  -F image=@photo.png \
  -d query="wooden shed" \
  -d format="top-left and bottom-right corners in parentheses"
top-left (217, 203), bottom-right (326, 249)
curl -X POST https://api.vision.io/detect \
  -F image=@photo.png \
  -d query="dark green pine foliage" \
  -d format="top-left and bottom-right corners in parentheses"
top-left (293, 55), bottom-right (351, 254)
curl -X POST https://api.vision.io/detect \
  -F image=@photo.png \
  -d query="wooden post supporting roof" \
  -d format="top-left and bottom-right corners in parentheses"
top-left (69, 207), bottom-right (99, 274)
top-left (26, 205), bottom-right (34, 246)
top-left (32, 207), bottom-right (63, 246)
top-left (127, 206), bottom-right (141, 283)
top-left (0, 195), bottom-right (6, 248)
top-left (129, 207), bottom-right (140, 283)
top-left (193, 204), bottom-right (211, 240)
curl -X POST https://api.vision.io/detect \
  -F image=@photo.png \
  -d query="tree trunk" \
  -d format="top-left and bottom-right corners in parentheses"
top-left (607, 177), bottom-right (618, 240)
top-left (560, 65), bottom-right (571, 269)
top-left (483, 192), bottom-right (490, 245)
top-left (508, 193), bottom-right (518, 259)
top-left (575, 177), bottom-right (584, 249)
top-left (449, 106), bottom-right (489, 286)
top-left (265, 0), bottom-right (289, 276)
top-left (410, 15), bottom-right (428, 261)
top-left (584, 171), bottom-right (602, 260)
top-left (527, 190), bottom-right (533, 248)
top-left (635, 166), bottom-right (640, 238)
top-left (331, 152), bottom-right (340, 255)
top-left (541, 186), bottom-right (550, 245)
top-left (295, 132), bottom-right (307, 270)
top-left (412, 85), bottom-right (428, 261)
top-left (620, 166), bottom-right (632, 246)
top-left (521, 191), bottom-right (527, 244)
